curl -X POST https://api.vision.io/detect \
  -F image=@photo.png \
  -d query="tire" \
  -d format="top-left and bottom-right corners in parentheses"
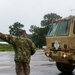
top-left (56, 62), bottom-right (74, 73)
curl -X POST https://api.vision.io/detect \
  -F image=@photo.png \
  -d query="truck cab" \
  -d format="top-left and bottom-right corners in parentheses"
top-left (45, 16), bottom-right (75, 73)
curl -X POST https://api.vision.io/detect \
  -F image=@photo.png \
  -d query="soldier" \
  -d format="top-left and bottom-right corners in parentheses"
top-left (0, 30), bottom-right (36, 75)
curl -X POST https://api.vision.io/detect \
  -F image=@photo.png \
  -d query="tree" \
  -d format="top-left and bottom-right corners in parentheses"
top-left (41, 13), bottom-right (61, 27)
top-left (29, 25), bottom-right (48, 48)
top-left (29, 25), bottom-right (40, 47)
top-left (9, 22), bottom-right (24, 36)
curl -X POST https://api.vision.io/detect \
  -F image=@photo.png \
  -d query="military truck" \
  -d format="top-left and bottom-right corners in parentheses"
top-left (45, 16), bottom-right (75, 73)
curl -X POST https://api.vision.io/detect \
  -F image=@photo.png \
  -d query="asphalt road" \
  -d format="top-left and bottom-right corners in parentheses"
top-left (0, 50), bottom-right (75, 75)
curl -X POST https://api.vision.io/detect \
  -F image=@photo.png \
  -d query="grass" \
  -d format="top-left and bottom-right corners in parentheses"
top-left (0, 44), bottom-right (14, 51)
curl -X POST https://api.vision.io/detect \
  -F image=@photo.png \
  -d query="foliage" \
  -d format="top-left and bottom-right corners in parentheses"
top-left (27, 34), bottom-right (32, 39)
top-left (29, 25), bottom-right (39, 33)
top-left (29, 25), bottom-right (39, 47)
top-left (9, 22), bottom-right (24, 36)
top-left (41, 13), bottom-right (62, 27)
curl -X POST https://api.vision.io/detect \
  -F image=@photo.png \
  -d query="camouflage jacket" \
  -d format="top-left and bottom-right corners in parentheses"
top-left (0, 32), bottom-right (36, 63)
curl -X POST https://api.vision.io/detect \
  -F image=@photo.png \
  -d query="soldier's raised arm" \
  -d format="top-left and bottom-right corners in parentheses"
top-left (0, 32), bottom-right (17, 44)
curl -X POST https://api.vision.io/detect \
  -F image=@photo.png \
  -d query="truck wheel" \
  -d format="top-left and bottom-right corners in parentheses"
top-left (56, 62), bottom-right (74, 73)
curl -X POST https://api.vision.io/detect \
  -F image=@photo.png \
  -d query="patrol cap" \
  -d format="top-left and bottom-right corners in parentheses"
top-left (19, 30), bottom-right (26, 35)
top-left (19, 30), bottom-right (26, 34)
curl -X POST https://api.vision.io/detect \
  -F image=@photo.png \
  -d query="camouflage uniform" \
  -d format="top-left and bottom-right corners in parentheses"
top-left (0, 32), bottom-right (36, 75)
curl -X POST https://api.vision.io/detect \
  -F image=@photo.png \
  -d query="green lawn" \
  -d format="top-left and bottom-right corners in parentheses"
top-left (0, 44), bottom-right (14, 51)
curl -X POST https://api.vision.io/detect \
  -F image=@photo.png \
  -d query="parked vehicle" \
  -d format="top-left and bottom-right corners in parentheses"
top-left (45, 16), bottom-right (75, 73)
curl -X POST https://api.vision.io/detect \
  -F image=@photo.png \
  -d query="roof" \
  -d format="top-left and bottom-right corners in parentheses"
top-left (54, 16), bottom-right (75, 22)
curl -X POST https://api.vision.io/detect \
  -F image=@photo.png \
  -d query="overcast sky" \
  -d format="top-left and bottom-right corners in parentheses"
top-left (0, 0), bottom-right (75, 34)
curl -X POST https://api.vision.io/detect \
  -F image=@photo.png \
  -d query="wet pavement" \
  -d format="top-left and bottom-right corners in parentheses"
top-left (0, 50), bottom-right (75, 75)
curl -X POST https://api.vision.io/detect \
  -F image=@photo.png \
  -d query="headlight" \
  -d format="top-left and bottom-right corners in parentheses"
top-left (46, 53), bottom-right (50, 57)
top-left (45, 52), bottom-right (50, 57)
top-left (62, 53), bottom-right (72, 58)
top-left (63, 54), bottom-right (67, 58)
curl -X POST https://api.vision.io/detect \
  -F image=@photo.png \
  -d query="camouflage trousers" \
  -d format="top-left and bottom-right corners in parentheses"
top-left (15, 61), bottom-right (30, 75)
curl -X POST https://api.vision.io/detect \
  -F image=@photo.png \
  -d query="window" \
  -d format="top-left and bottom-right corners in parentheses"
top-left (56, 20), bottom-right (70, 36)
top-left (47, 23), bottom-right (58, 36)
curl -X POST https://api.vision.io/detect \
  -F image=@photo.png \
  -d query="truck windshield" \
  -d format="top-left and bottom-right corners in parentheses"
top-left (47, 23), bottom-right (58, 36)
top-left (47, 20), bottom-right (70, 36)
